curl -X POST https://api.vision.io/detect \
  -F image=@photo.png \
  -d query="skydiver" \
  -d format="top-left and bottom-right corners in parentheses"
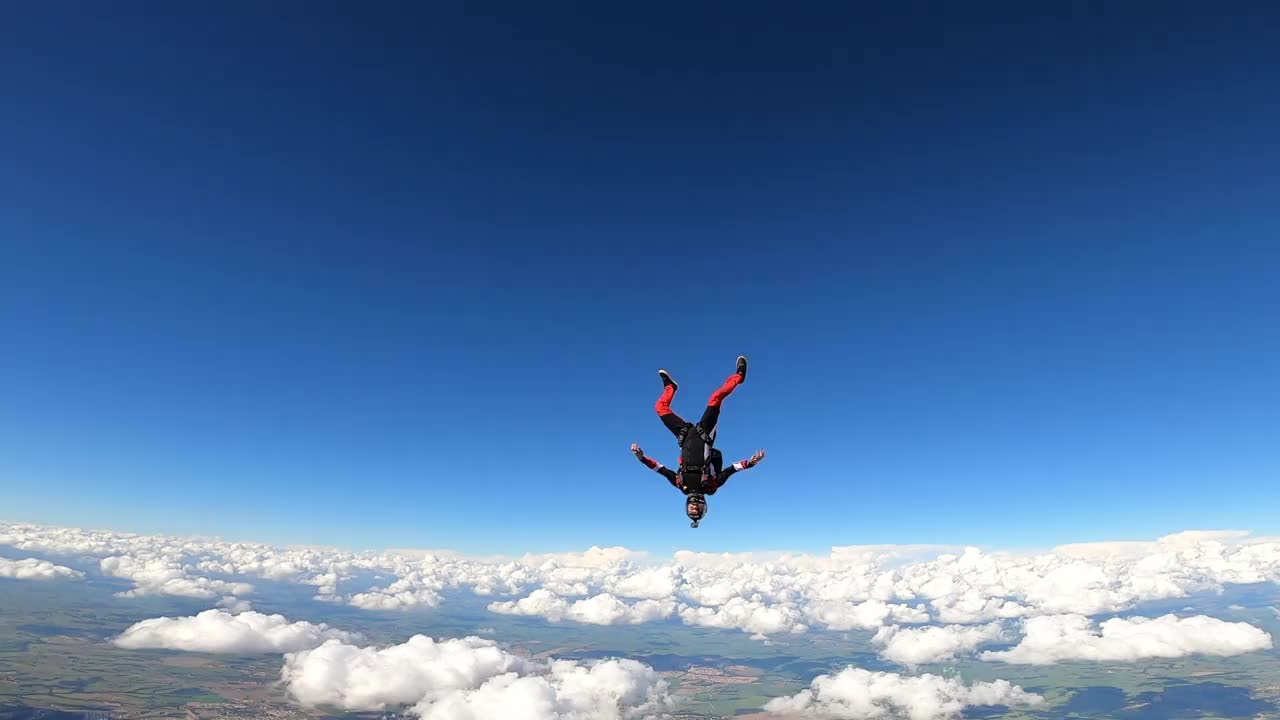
top-left (633, 356), bottom-right (765, 527)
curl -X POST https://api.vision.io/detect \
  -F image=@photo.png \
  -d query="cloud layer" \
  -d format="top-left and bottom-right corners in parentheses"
top-left (980, 613), bottom-right (1274, 665)
top-left (4, 521), bottom-right (1279, 667)
top-left (762, 667), bottom-right (1043, 720)
top-left (114, 609), bottom-right (361, 653)
top-left (11, 517), bottom-right (1275, 719)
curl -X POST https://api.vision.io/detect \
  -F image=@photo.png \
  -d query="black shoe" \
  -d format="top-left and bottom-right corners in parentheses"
top-left (659, 369), bottom-right (678, 390)
top-left (735, 355), bottom-right (748, 381)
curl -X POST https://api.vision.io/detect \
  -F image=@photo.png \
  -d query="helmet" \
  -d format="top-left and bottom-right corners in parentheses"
top-left (685, 493), bottom-right (707, 527)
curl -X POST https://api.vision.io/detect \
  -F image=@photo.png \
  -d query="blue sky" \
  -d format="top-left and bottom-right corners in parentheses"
top-left (1, 4), bottom-right (1277, 555)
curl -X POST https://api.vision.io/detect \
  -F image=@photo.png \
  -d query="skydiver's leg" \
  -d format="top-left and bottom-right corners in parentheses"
top-left (656, 382), bottom-right (689, 439)
top-left (697, 372), bottom-right (744, 444)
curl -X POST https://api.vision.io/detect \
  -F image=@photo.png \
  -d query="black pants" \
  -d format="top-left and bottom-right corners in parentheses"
top-left (660, 405), bottom-right (722, 446)
top-left (655, 372), bottom-right (741, 463)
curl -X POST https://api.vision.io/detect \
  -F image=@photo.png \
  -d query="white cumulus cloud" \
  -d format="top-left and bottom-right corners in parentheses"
top-left (282, 635), bottom-right (527, 710)
top-left (0, 556), bottom-right (84, 581)
top-left (678, 597), bottom-right (808, 639)
top-left (567, 593), bottom-right (676, 626)
top-left (607, 565), bottom-right (680, 600)
top-left (348, 573), bottom-right (444, 611)
top-left (101, 555), bottom-right (254, 599)
top-left (280, 635), bottom-right (671, 719)
top-left (217, 596), bottom-right (254, 613)
top-left (488, 589), bottom-right (675, 626)
top-left (488, 589), bottom-right (572, 621)
top-left (413, 658), bottom-right (670, 720)
top-left (980, 613), bottom-right (1274, 665)
top-left (804, 599), bottom-right (931, 631)
top-left (872, 622), bottom-right (1006, 666)
top-left (113, 609), bottom-right (360, 653)
top-left (762, 667), bottom-right (1043, 720)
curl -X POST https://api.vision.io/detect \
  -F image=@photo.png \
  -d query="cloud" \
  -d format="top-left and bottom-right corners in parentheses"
top-left (0, 556), bottom-right (84, 581)
top-left (113, 609), bottom-right (360, 654)
top-left (280, 635), bottom-right (671, 719)
top-left (606, 565), bottom-right (680, 600)
top-left (566, 594), bottom-right (675, 626)
top-left (980, 613), bottom-right (1274, 665)
top-left (804, 599), bottom-right (931, 632)
top-left (488, 589), bottom-right (578, 622)
top-left (101, 555), bottom-right (255, 599)
top-left (282, 635), bottom-right (526, 710)
top-left (761, 667), bottom-right (1043, 720)
top-left (488, 589), bottom-right (675, 626)
top-left (678, 597), bottom-right (808, 639)
top-left (7, 520), bottom-right (1280, 645)
top-left (348, 573), bottom-right (444, 611)
top-left (0, 522), bottom-right (376, 601)
top-left (217, 596), bottom-right (254, 613)
top-left (872, 622), bottom-right (1006, 666)
top-left (413, 658), bottom-right (670, 720)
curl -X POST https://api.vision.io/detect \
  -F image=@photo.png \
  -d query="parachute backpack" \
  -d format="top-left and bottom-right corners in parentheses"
top-left (677, 422), bottom-right (715, 479)
top-left (678, 421), bottom-right (713, 456)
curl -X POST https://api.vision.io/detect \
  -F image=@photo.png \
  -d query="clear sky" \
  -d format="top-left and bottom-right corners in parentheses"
top-left (2, 4), bottom-right (1277, 555)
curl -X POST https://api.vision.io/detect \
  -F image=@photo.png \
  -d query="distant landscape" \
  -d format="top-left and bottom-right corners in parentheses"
top-left (3, 523), bottom-right (1280, 719)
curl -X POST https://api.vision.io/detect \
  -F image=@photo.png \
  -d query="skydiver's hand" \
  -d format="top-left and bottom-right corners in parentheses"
top-left (747, 449), bottom-right (766, 467)
top-left (631, 443), bottom-right (645, 460)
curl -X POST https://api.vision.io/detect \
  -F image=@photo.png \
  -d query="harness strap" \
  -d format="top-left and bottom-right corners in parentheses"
top-left (677, 423), bottom-right (713, 446)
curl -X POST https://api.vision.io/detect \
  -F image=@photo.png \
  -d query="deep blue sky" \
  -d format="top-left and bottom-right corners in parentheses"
top-left (2, 3), bottom-right (1277, 554)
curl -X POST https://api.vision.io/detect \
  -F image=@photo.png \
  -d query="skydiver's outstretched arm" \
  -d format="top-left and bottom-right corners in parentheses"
top-left (631, 443), bottom-right (680, 489)
top-left (705, 449), bottom-right (765, 494)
